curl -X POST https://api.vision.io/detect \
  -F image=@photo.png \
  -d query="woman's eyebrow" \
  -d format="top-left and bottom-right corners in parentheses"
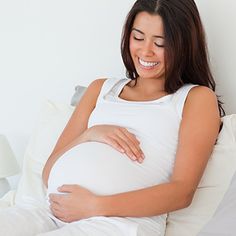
top-left (132, 27), bottom-right (164, 39)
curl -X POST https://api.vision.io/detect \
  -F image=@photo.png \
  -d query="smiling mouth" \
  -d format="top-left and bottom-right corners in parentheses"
top-left (138, 58), bottom-right (160, 69)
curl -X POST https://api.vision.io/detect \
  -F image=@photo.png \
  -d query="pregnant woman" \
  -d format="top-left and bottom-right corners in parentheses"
top-left (40, 0), bottom-right (224, 235)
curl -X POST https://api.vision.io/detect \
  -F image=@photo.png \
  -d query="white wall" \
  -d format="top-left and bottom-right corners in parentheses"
top-left (195, 0), bottom-right (236, 115)
top-left (1, 0), bottom-right (236, 189)
top-left (0, 0), bottom-right (134, 188)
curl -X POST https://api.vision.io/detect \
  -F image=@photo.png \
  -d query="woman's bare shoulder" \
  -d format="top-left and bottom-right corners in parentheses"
top-left (184, 85), bottom-right (219, 115)
top-left (73, 78), bottom-right (107, 115)
top-left (87, 78), bottom-right (107, 93)
top-left (80, 78), bottom-right (107, 101)
top-left (187, 85), bottom-right (217, 102)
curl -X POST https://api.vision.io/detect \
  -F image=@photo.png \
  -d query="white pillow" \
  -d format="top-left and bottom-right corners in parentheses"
top-left (165, 114), bottom-right (236, 236)
top-left (15, 100), bottom-right (74, 207)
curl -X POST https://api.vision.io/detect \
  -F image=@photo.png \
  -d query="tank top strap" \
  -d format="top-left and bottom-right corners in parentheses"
top-left (171, 84), bottom-right (199, 118)
top-left (96, 78), bottom-right (128, 103)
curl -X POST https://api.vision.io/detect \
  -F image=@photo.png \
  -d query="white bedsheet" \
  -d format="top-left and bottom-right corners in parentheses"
top-left (0, 199), bottom-right (165, 236)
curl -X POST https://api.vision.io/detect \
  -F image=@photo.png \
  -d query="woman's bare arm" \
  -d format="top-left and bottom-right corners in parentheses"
top-left (42, 78), bottom-right (106, 187)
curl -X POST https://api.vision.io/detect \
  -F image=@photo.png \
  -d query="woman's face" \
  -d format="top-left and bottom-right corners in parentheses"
top-left (129, 12), bottom-right (165, 81)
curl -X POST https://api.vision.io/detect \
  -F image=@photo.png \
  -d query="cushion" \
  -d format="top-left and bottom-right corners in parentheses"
top-left (70, 85), bottom-right (86, 106)
top-left (197, 171), bottom-right (236, 236)
top-left (14, 100), bottom-right (74, 207)
top-left (165, 114), bottom-right (236, 236)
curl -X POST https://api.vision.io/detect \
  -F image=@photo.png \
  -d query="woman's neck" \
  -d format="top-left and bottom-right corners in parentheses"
top-left (131, 77), bottom-right (166, 95)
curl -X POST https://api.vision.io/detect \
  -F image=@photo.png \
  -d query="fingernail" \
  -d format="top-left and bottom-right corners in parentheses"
top-left (130, 155), bottom-right (136, 161)
top-left (138, 158), bottom-right (143, 163)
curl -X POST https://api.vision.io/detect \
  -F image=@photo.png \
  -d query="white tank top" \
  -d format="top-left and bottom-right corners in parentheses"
top-left (48, 77), bottom-right (198, 195)
top-left (88, 77), bottom-right (198, 182)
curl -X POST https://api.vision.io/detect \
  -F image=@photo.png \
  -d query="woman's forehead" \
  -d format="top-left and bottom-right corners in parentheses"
top-left (132, 12), bottom-right (164, 36)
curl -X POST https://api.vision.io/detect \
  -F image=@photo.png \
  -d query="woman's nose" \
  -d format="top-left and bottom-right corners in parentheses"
top-left (141, 41), bottom-right (155, 57)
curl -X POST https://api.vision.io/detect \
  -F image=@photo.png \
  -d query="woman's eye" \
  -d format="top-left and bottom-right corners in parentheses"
top-left (133, 36), bottom-right (144, 41)
top-left (154, 42), bottom-right (165, 48)
top-left (154, 39), bottom-right (165, 48)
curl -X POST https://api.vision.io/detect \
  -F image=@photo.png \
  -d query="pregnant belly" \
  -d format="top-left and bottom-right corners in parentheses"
top-left (47, 142), bottom-right (161, 196)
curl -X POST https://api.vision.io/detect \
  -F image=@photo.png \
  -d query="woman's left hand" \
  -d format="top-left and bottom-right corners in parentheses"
top-left (49, 184), bottom-right (100, 223)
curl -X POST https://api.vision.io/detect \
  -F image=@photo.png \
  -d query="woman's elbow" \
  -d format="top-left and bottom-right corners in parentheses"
top-left (180, 189), bottom-right (195, 209)
top-left (174, 183), bottom-right (195, 209)
top-left (183, 193), bottom-right (194, 208)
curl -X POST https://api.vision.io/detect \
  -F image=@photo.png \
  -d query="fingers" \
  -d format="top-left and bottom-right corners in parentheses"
top-left (49, 193), bottom-right (67, 204)
top-left (121, 128), bottom-right (145, 160)
top-left (49, 194), bottom-right (61, 203)
top-left (50, 202), bottom-right (69, 222)
top-left (105, 138), bottom-right (126, 153)
top-left (49, 196), bottom-right (70, 222)
top-left (91, 124), bottom-right (145, 162)
top-left (57, 184), bottom-right (77, 193)
top-left (108, 127), bottom-right (145, 163)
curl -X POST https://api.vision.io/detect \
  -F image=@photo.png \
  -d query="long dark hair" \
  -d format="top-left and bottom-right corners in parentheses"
top-left (121, 0), bottom-right (225, 116)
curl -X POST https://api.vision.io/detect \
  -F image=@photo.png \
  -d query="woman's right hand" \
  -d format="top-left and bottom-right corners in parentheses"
top-left (84, 125), bottom-right (145, 163)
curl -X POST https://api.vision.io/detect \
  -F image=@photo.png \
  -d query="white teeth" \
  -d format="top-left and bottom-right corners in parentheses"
top-left (139, 58), bottom-right (159, 67)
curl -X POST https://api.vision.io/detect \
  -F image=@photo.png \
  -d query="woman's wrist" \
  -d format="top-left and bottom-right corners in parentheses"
top-left (93, 195), bottom-right (112, 217)
top-left (77, 127), bottom-right (93, 143)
